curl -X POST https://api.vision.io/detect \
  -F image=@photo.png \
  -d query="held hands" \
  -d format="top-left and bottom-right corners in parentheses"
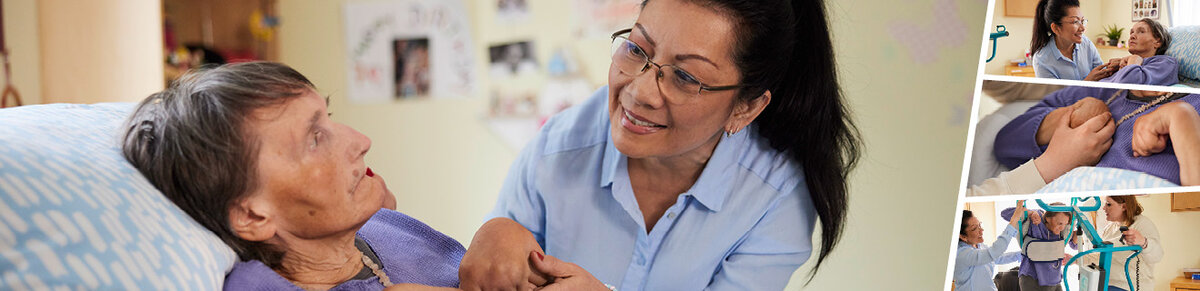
top-left (1034, 106), bottom-right (1116, 183)
top-left (1085, 62), bottom-right (1118, 81)
top-left (529, 251), bottom-right (609, 291)
top-left (459, 219), bottom-right (552, 291)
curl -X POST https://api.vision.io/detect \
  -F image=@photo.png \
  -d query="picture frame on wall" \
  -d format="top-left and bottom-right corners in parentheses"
top-left (1133, 0), bottom-right (1160, 21)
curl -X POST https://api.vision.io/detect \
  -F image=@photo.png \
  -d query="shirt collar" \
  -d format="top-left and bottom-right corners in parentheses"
top-left (598, 124), bottom-right (748, 213)
top-left (1048, 38), bottom-right (1079, 62)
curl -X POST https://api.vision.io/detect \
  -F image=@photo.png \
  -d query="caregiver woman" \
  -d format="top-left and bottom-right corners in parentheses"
top-left (460, 0), bottom-right (861, 290)
top-left (1031, 0), bottom-right (1112, 81)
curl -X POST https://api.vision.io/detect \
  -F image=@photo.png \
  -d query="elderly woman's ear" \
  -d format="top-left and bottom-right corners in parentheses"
top-left (229, 198), bottom-right (277, 242)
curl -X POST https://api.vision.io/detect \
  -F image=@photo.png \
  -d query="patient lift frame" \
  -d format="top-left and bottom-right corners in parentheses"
top-left (1034, 197), bottom-right (1143, 291)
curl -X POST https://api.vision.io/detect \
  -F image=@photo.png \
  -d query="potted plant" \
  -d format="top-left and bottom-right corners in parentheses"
top-left (1100, 24), bottom-right (1125, 46)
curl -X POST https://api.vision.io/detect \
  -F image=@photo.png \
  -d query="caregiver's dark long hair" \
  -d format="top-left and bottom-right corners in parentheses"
top-left (643, 0), bottom-right (862, 282)
top-left (1030, 0), bottom-right (1080, 54)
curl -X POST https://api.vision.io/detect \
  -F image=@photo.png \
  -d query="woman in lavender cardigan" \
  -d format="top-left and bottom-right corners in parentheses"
top-left (121, 62), bottom-right (467, 290)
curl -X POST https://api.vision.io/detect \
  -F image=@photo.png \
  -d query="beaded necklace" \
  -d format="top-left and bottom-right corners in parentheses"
top-left (1104, 89), bottom-right (1177, 125)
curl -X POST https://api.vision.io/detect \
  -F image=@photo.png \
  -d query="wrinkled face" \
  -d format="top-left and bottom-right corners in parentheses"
top-left (1127, 21), bottom-right (1162, 56)
top-left (1045, 212), bottom-right (1071, 234)
top-left (1103, 197), bottom-right (1126, 223)
top-left (607, 0), bottom-right (747, 159)
top-left (244, 90), bottom-right (396, 239)
top-left (1051, 7), bottom-right (1086, 44)
top-left (960, 217), bottom-right (984, 245)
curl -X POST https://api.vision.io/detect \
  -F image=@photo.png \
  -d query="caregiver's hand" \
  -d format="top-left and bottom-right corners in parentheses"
top-left (1132, 101), bottom-right (1200, 185)
top-left (1084, 62), bottom-right (1118, 81)
top-left (1009, 201), bottom-right (1027, 228)
top-left (1034, 107), bottom-right (1115, 183)
top-left (1038, 97), bottom-right (1110, 145)
top-left (530, 251), bottom-right (608, 291)
top-left (460, 218), bottom-right (551, 291)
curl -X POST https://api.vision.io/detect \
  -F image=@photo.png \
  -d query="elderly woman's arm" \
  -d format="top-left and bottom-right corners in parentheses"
top-left (1131, 101), bottom-right (1200, 185)
top-left (1106, 55), bottom-right (1179, 86)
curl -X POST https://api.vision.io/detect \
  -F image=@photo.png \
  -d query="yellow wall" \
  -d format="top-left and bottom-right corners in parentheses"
top-left (2, 0), bottom-right (41, 106)
top-left (37, 0), bottom-right (163, 104)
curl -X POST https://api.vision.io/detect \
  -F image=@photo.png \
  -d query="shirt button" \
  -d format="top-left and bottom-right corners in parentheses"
top-left (667, 212), bottom-right (676, 219)
top-left (636, 256), bottom-right (646, 265)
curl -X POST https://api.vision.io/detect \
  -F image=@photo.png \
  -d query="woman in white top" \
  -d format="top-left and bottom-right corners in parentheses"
top-left (1077, 195), bottom-right (1163, 291)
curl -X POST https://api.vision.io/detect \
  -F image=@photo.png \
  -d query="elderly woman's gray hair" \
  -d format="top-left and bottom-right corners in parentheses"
top-left (121, 61), bottom-right (314, 268)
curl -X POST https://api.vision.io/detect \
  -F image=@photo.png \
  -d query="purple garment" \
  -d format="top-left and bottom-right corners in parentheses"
top-left (222, 209), bottom-right (465, 290)
top-left (1100, 55), bottom-right (1179, 86)
top-left (994, 86), bottom-right (1200, 185)
top-left (1001, 208), bottom-right (1078, 286)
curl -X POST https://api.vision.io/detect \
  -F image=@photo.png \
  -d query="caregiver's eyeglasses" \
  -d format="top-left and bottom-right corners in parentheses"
top-left (610, 28), bottom-right (743, 101)
top-left (1059, 17), bottom-right (1088, 26)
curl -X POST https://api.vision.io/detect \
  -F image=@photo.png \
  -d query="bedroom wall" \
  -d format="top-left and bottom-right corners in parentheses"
top-left (2, 0), bottom-right (41, 106)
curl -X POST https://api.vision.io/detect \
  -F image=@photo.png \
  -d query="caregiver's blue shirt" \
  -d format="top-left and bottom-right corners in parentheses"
top-left (1034, 38), bottom-right (1104, 80)
top-left (487, 86), bottom-right (816, 291)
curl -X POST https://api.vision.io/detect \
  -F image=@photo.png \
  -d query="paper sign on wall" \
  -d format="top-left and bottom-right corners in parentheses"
top-left (344, 0), bottom-right (477, 102)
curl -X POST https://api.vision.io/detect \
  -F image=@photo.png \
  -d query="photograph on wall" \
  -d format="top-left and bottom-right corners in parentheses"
top-left (488, 41), bottom-right (538, 79)
top-left (1133, 0), bottom-right (1159, 20)
top-left (392, 37), bottom-right (430, 99)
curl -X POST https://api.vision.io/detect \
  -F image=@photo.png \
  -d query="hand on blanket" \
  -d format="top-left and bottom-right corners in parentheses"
top-left (1035, 107), bottom-right (1115, 183)
top-left (530, 251), bottom-right (609, 291)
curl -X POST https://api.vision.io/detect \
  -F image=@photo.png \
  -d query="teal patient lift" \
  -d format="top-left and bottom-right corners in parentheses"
top-left (986, 25), bottom-right (1009, 63)
top-left (1034, 197), bottom-right (1142, 291)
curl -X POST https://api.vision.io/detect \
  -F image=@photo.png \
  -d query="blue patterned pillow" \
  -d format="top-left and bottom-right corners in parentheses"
top-left (1167, 26), bottom-right (1200, 83)
top-left (1036, 166), bottom-right (1177, 194)
top-left (0, 103), bottom-right (236, 289)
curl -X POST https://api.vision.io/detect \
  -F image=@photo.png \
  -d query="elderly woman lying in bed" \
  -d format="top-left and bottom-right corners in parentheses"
top-left (120, 62), bottom-right (567, 290)
top-left (1095, 18), bottom-right (1178, 86)
top-left (994, 86), bottom-right (1200, 187)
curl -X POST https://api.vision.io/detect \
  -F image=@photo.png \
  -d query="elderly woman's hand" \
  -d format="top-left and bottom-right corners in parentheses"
top-left (530, 251), bottom-right (609, 291)
top-left (1038, 97), bottom-right (1110, 145)
top-left (459, 218), bottom-right (551, 291)
top-left (1132, 101), bottom-right (1200, 185)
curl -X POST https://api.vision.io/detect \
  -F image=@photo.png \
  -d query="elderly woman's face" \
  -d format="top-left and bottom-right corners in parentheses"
top-left (244, 90), bottom-right (396, 239)
top-left (607, 0), bottom-right (749, 159)
top-left (1128, 21), bottom-right (1162, 56)
top-left (1045, 213), bottom-right (1071, 234)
